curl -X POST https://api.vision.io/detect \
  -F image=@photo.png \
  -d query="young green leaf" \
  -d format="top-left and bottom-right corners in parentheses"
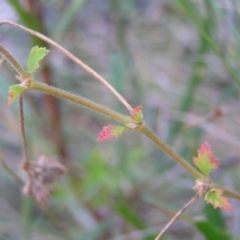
top-left (8, 84), bottom-right (26, 107)
top-left (131, 105), bottom-right (143, 123)
top-left (97, 125), bottom-right (127, 141)
top-left (27, 46), bottom-right (49, 73)
top-left (193, 142), bottom-right (219, 175)
top-left (205, 188), bottom-right (233, 211)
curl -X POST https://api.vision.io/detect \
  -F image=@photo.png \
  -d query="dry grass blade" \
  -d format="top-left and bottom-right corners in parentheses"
top-left (154, 194), bottom-right (199, 240)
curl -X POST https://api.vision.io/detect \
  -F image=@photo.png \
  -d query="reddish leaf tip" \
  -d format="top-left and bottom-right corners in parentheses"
top-left (193, 142), bottom-right (219, 175)
top-left (201, 142), bottom-right (219, 168)
top-left (205, 188), bottom-right (233, 211)
top-left (97, 125), bottom-right (114, 142)
top-left (131, 105), bottom-right (143, 122)
top-left (7, 91), bottom-right (14, 107)
top-left (97, 125), bottom-right (126, 142)
top-left (8, 84), bottom-right (26, 107)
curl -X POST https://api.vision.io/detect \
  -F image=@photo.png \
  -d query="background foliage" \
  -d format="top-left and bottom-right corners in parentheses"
top-left (0, 0), bottom-right (240, 239)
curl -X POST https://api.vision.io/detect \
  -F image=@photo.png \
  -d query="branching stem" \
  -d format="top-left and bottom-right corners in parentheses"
top-left (0, 20), bottom-right (133, 113)
top-left (213, 184), bottom-right (240, 201)
top-left (0, 43), bottom-right (26, 76)
top-left (30, 81), bottom-right (133, 125)
top-left (139, 125), bottom-right (204, 179)
top-left (1, 25), bottom-right (240, 202)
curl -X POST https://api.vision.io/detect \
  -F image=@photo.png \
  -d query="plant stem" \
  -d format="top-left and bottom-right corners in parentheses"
top-left (0, 43), bottom-right (27, 76)
top-left (31, 80), bottom-right (206, 180)
top-left (22, 197), bottom-right (33, 240)
top-left (213, 184), bottom-right (240, 201)
top-left (139, 125), bottom-right (204, 179)
top-left (0, 41), bottom-right (204, 180)
top-left (19, 95), bottom-right (29, 163)
top-left (21, 81), bottom-right (240, 201)
top-left (20, 0), bottom-right (67, 162)
top-left (30, 80), bottom-right (133, 125)
top-left (1, 35), bottom-right (240, 201)
top-left (0, 20), bottom-right (133, 113)
top-left (30, 80), bottom-right (206, 180)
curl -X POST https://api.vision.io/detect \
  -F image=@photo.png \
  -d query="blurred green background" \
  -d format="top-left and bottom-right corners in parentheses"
top-left (0, 0), bottom-right (240, 239)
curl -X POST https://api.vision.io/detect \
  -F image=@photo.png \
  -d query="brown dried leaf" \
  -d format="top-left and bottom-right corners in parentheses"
top-left (22, 156), bottom-right (67, 209)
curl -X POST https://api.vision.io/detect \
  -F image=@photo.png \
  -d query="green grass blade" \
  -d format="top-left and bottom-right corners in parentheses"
top-left (53, 0), bottom-right (88, 41)
top-left (177, 0), bottom-right (240, 87)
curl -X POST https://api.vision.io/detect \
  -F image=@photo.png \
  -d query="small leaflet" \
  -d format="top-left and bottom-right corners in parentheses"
top-left (193, 142), bottom-right (219, 176)
top-left (8, 84), bottom-right (25, 107)
top-left (27, 46), bottom-right (49, 73)
top-left (131, 105), bottom-right (143, 123)
top-left (97, 125), bottom-right (126, 141)
top-left (204, 188), bottom-right (233, 211)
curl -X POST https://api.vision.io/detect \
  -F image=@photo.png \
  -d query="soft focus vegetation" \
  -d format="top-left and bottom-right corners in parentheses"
top-left (0, 0), bottom-right (240, 239)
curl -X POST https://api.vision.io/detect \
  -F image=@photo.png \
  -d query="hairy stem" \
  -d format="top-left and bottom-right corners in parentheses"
top-left (31, 81), bottom-right (206, 180)
top-left (139, 125), bottom-right (204, 179)
top-left (0, 43), bottom-right (27, 76)
top-left (30, 80), bottom-right (132, 125)
top-left (213, 184), bottom-right (240, 201)
top-left (21, 0), bottom-right (68, 161)
top-left (22, 80), bottom-right (240, 201)
top-left (30, 81), bottom-right (240, 202)
top-left (1, 35), bottom-right (240, 201)
top-left (0, 20), bottom-right (133, 113)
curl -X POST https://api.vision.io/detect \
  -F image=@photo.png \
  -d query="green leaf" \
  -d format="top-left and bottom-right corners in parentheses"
top-left (204, 188), bottom-right (233, 211)
top-left (116, 203), bottom-right (153, 240)
top-left (27, 46), bottom-right (49, 73)
top-left (8, 84), bottom-right (26, 107)
top-left (116, 203), bottom-right (145, 229)
top-left (97, 125), bottom-right (127, 141)
top-left (193, 142), bottom-right (219, 175)
top-left (195, 221), bottom-right (231, 240)
top-left (204, 204), bottom-right (227, 230)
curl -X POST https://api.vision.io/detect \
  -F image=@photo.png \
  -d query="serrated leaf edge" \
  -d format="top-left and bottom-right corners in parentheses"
top-left (27, 46), bottom-right (49, 73)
